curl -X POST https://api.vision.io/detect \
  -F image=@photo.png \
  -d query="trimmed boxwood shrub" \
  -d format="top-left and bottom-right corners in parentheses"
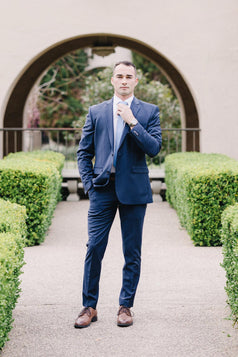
top-left (0, 199), bottom-right (26, 350)
top-left (5, 150), bottom-right (65, 175)
top-left (221, 204), bottom-right (238, 326)
top-left (5, 150), bottom-right (65, 202)
top-left (165, 152), bottom-right (238, 246)
top-left (0, 151), bottom-right (64, 246)
top-left (0, 199), bottom-right (27, 240)
top-left (0, 233), bottom-right (25, 350)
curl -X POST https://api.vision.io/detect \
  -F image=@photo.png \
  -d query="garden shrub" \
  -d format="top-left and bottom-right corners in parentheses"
top-left (0, 199), bottom-right (27, 241)
top-left (5, 150), bottom-right (65, 174)
top-left (0, 200), bottom-right (26, 350)
top-left (5, 150), bottom-right (65, 202)
top-left (165, 152), bottom-right (238, 246)
top-left (0, 151), bottom-right (64, 246)
top-left (221, 204), bottom-right (238, 326)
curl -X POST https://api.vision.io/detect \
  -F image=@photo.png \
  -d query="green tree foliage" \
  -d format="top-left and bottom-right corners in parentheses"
top-left (132, 51), bottom-right (168, 84)
top-left (73, 67), bottom-right (180, 129)
top-left (132, 51), bottom-right (180, 127)
top-left (37, 49), bottom-right (88, 129)
top-left (36, 49), bottom-right (181, 163)
top-left (73, 67), bottom-right (114, 128)
top-left (37, 49), bottom-right (180, 130)
top-left (135, 72), bottom-right (180, 129)
top-left (72, 66), bottom-right (181, 164)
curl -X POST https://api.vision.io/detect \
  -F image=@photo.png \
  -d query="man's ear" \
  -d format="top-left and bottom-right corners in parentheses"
top-left (111, 77), bottom-right (114, 86)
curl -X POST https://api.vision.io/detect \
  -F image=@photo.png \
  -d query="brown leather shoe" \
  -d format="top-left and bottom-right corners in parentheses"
top-left (74, 307), bottom-right (97, 328)
top-left (117, 306), bottom-right (133, 327)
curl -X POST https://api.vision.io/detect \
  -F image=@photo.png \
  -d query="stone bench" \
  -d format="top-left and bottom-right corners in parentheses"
top-left (61, 168), bottom-right (166, 201)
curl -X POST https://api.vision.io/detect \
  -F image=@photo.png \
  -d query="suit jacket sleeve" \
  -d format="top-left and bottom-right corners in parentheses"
top-left (130, 105), bottom-right (162, 157)
top-left (77, 108), bottom-right (95, 193)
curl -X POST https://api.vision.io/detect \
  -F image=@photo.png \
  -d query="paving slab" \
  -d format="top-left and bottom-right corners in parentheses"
top-left (1, 200), bottom-right (238, 357)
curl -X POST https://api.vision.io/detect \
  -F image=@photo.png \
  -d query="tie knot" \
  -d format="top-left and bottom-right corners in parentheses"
top-left (119, 101), bottom-right (128, 105)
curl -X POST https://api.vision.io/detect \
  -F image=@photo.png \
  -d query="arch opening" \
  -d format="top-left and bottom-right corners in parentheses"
top-left (2, 33), bottom-right (199, 155)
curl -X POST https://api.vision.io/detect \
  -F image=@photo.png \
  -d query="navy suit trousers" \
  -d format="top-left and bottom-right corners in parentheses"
top-left (82, 179), bottom-right (146, 309)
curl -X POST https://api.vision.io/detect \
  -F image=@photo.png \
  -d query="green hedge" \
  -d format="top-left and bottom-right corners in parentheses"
top-left (165, 152), bottom-right (238, 246)
top-left (5, 150), bottom-right (65, 202)
top-left (5, 150), bottom-right (65, 174)
top-left (0, 199), bottom-right (27, 241)
top-left (221, 204), bottom-right (238, 326)
top-left (0, 151), bottom-right (65, 246)
top-left (0, 199), bottom-right (26, 350)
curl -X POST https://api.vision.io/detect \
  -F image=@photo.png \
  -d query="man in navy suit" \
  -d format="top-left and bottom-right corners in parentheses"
top-left (75, 61), bottom-right (162, 328)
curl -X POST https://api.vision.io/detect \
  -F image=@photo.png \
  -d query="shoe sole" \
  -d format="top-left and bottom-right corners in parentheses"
top-left (117, 321), bottom-right (133, 327)
top-left (74, 315), bottom-right (97, 329)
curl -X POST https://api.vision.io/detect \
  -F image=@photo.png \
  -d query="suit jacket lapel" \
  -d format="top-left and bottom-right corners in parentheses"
top-left (105, 98), bottom-right (114, 149)
top-left (130, 97), bottom-right (141, 118)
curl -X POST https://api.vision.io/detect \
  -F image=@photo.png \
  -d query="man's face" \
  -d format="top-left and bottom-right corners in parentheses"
top-left (111, 64), bottom-right (138, 99)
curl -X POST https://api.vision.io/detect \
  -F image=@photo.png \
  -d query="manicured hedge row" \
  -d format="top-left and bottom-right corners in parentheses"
top-left (221, 204), bottom-right (238, 326)
top-left (0, 151), bottom-right (65, 246)
top-left (0, 198), bottom-right (27, 240)
top-left (5, 150), bottom-right (65, 202)
top-left (165, 152), bottom-right (238, 246)
top-left (5, 150), bottom-right (65, 174)
top-left (0, 199), bottom-right (27, 350)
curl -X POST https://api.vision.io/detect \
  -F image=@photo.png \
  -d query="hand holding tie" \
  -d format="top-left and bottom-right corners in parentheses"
top-left (117, 103), bottom-right (136, 125)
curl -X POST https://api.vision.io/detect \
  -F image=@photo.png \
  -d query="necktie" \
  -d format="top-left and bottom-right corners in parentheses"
top-left (113, 101), bottom-right (128, 167)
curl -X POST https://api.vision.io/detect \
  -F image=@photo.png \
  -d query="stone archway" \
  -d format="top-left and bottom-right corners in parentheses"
top-left (3, 33), bottom-right (199, 154)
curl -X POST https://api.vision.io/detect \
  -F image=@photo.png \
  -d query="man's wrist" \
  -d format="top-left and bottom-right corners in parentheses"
top-left (129, 118), bottom-right (138, 129)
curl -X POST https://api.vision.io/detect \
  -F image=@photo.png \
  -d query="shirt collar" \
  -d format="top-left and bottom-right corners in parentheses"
top-left (113, 95), bottom-right (134, 107)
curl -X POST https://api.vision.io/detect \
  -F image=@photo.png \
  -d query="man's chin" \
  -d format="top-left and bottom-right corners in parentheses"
top-left (119, 91), bottom-right (130, 97)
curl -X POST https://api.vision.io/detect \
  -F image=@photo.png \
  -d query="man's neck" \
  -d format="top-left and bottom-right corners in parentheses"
top-left (114, 94), bottom-right (134, 102)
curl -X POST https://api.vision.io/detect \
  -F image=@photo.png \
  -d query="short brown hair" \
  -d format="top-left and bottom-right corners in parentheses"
top-left (113, 61), bottom-right (137, 76)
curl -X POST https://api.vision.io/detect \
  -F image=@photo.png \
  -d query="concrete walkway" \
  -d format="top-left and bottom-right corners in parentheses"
top-left (1, 200), bottom-right (238, 357)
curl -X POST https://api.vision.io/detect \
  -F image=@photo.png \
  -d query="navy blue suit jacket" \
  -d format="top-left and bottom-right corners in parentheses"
top-left (77, 97), bottom-right (162, 205)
